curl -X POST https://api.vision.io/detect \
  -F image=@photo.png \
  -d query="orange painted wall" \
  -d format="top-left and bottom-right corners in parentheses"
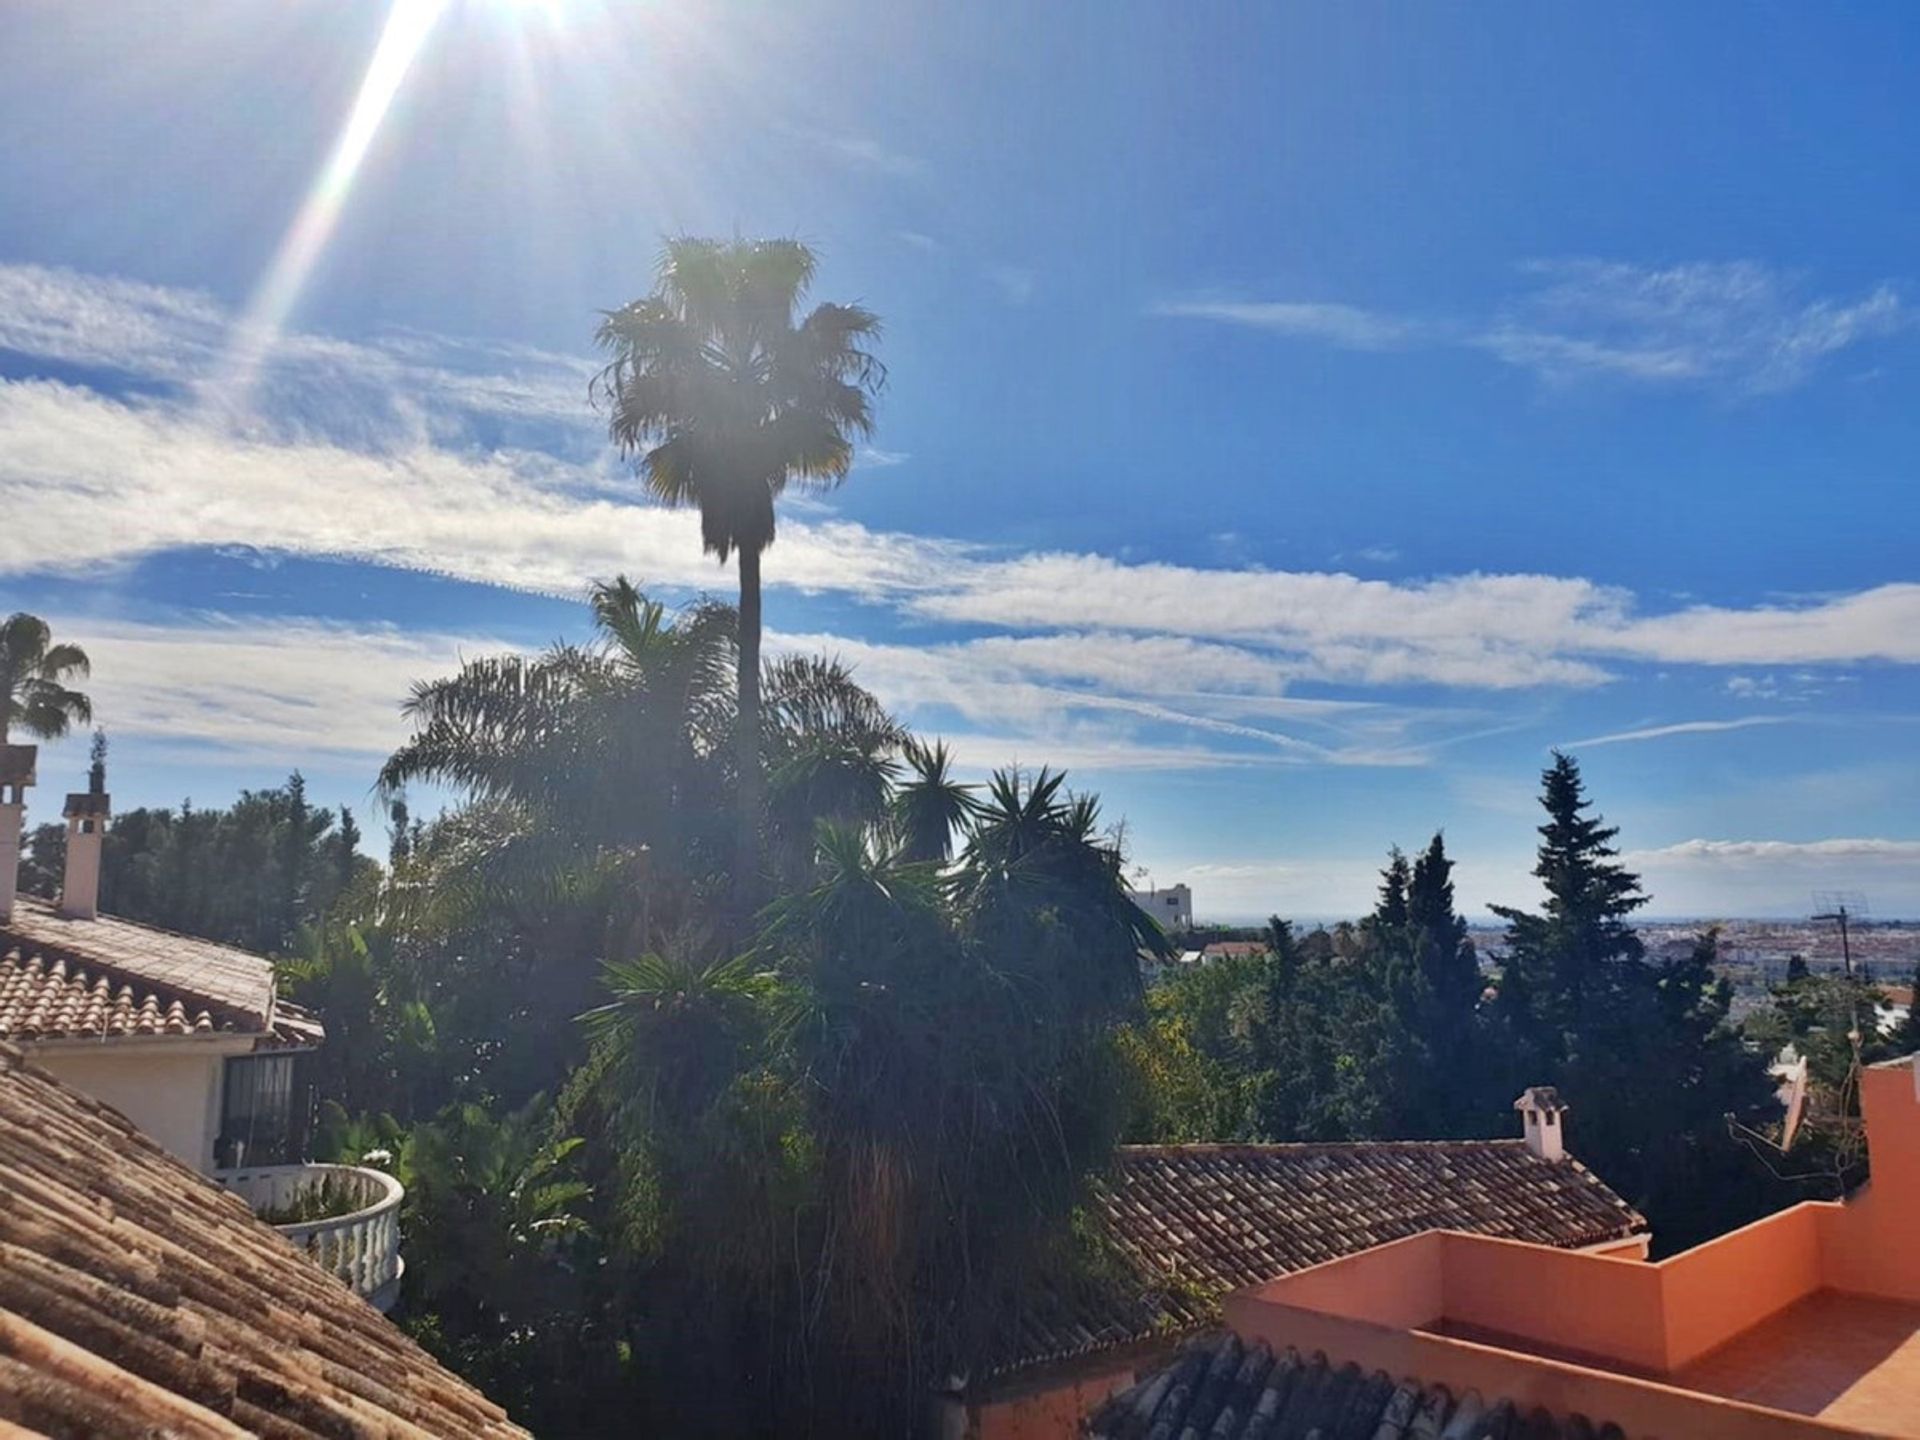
top-left (1660, 1202), bottom-right (1825, 1370)
top-left (1436, 1232), bottom-right (1668, 1374)
top-left (1818, 1060), bottom-right (1920, 1303)
top-left (1224, 1294), bottom-right (1865, 1440)
top-left (1249, 1210), bottom-right (1846, 1381)
top-left (1249, 1231), bottom-right (1444, 1329)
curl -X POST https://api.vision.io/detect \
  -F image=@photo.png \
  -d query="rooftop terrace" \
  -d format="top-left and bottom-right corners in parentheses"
top-left (1221, 1055), bottom-right (1920, 1440)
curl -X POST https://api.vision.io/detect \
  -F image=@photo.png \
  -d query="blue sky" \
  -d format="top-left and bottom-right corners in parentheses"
top-left (2, 0), bottom-right (1917, 919)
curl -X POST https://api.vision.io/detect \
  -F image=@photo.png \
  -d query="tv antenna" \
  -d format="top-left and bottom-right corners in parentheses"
top-left (1813, 892), bottom-right (1874, 1147)
top-left (1812, 892), bottom-right (1869, 981)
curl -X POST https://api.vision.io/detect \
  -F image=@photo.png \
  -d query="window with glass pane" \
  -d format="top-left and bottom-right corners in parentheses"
top-left (216, 1053), bottom-right (311, 1167)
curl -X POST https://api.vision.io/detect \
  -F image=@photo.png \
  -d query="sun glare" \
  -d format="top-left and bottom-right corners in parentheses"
top-left (206, 0), bottom-right (451, 417)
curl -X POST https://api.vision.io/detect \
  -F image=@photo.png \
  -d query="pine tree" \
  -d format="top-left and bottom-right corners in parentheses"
top-left (1375, 847), bottom-right (1410, 931)
top-left (1493, 754), bottom-right (1779, 1249)
top-left (335, 805), bottom-right (361, 891)
top-left (1491, 751), bottom-right (1648, 1064)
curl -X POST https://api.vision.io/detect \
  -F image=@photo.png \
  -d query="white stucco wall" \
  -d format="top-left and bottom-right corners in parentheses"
top-left (30, 1042), bottom-right (245, 1173)
top-left (1132, 884), bottom-right (1193, 931)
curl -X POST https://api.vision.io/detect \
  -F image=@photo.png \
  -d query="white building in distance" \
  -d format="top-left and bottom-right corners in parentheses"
top-left (1132, 883), bottom-right (1193, 933)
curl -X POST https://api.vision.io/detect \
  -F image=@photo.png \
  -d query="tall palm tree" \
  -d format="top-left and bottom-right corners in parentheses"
top-left (593, 238), bottom-right (884, 875)
top-left (0, 613), bottom-right (91, 744)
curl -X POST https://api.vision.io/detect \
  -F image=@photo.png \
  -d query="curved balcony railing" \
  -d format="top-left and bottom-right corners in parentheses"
top-left (217, 1163), bottom-right (405, 1311)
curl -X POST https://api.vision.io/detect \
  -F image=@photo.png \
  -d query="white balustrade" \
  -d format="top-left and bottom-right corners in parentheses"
top-left (216, 1163), bottom-right (405, 1311)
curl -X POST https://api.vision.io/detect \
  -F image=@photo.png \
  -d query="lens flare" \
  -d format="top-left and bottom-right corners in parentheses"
top-left (207, 0), bottom-right (450, 416)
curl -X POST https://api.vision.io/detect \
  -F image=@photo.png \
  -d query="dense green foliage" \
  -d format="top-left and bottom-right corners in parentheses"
top-left (31, 607), bottom-right (1845, 1431)
top-left (22, 771), bottom-right (375, 954)
top-left (21, 231), bottom-right (1876, 1427)
top-left (1124, 838), bottom-right (1503, 1147)
top-left (1127, 755), bottom-right (1794, 1256)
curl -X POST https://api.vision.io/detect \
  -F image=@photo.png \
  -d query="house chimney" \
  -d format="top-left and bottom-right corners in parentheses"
top-left (0, 744), bottom-right (34, 924)
top-left (1514, 1085), bottom-right (1569, 1162)
top-left (59, 743), bottom-right (109, 921)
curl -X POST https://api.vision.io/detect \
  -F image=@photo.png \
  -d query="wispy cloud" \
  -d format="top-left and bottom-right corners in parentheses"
top-left (1482, 260), bottom-right (1907, 393)
top-left (35, 613), bottom-right (514, 765)
top-left (0, 378), bottom-right (957, 601)
top-left (7, 261), bottom-right (1920, 754)
top-left (1561, 716), bottom-right (1792, 748)
top-left (0, 261), bottom-right (598, 444)
top-left (1151, 299), bottom-right (1416, 351)
top-left (776, 122), bottom-right (922, 178)
top-left (1154, 259), bottom-right (1907, 394)
top-left (10, 368), bottom-right (1920, 691)
top-left (856, 446), bottom-right (911, 469)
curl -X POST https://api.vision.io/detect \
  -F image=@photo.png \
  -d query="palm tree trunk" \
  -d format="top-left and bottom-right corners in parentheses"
top-left (735, 543), bottom-right (764, 890)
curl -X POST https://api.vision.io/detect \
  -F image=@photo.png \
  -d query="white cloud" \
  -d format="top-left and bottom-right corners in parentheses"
top-left (1623, 838), bottom-right (1920, 918)
top-left (1597, 586), bottom-right (1920, 665)
top-left (36, 613), bottom-right (513, 764)
top-left (0, 262), bottom-right (597, 442)
top-left (910, 554), bottom-right (1625, 688)
top-left (0, 378), bottom-right (958, 601)
top-left (1562, 716), bottom-right (1792, 748)
top-left (1151, 299), bottom-right (1415, 350)
top-left (766, 627), bottom-right (1430, 769)
top-left (1155, 259), bottom-right (1906, 394)
top-left (1634, 838), bottom-right (1920, 863)
top-left (6, 260), bottom-right (1920, 743)
top-left (10, 370), bottom-right (1920, 697)
top-left (1484, 260), bottom-right (1907, 393)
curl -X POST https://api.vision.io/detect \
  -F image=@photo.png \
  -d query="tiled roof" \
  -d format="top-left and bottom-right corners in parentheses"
top-left (0, 1042), bottom-right (528, 1438)
top-left (0, 948), bottom-right (224, 1038)
top-left (0, 897), bottom-right (287, 1043)
top-left (1087, 1333), bottom-right (1627, 1440)
top-left (990, 1142), bottom-right (1646, 1379)
top-left (1, 897), bottom-right (274, 1022)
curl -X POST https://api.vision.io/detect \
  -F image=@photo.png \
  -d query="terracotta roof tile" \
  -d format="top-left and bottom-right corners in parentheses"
top-left (0, 1041), bottom-right (527, 1438)
top-left (1087, 1333), bottom-right (1628, 1440)
top-left (0, 898), bottom-right (313, 1047)
top-left (991, 1142), bottom-right (1647, 1379)
top-left (0, 947), bottom-right (227, 1040)
top-left (0, 898), bottom-right (273, 1025)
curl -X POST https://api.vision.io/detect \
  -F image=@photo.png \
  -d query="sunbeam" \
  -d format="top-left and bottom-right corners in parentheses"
top-left (205, 0), bottom-right (451, 418)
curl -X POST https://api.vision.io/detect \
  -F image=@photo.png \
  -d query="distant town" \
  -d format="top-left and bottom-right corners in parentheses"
top-left (1139, 885), bottom-right (1919, 1019)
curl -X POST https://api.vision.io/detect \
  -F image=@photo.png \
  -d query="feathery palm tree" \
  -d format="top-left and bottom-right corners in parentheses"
top-left (891, 737), bottom-right (976, 864)
top-left (593, 238), bottom-right (884, 873)
top-left (0, 613), bottom-right (91, 744)
top-left (380, 579), bottom-right (904, 937)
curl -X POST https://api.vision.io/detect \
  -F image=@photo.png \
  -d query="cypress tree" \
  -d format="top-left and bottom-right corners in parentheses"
top-left (1409, 832), bottom-right (1482, 1021)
